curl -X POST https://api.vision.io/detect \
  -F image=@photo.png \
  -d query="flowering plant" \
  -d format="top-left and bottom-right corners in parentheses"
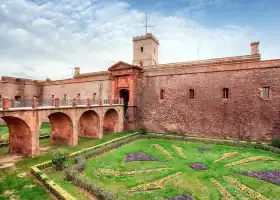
top-left (151, 144), bottom-right (173, 159)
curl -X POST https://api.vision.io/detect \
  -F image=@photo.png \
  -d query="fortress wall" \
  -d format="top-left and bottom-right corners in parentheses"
top-left (136, 60), bottom-right (280, 141)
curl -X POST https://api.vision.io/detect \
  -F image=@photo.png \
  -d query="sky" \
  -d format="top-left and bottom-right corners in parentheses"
top-left (0, 0), bottom-right (280, 80)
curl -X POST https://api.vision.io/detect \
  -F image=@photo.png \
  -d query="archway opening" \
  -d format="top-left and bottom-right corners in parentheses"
top-left (79, 110), bottom-right (100, 138)
top-left (120, 89), bottom-right (129, 115)
top-left (103, 109), bottom-right (119, 133)
top-left (48, 112), bottom-right (73, 145)
top-left (1, 116), bottom-right (32, 157)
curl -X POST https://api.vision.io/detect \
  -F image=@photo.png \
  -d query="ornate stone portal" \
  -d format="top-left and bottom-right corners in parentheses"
top-left (109, 61), bottom-right (142, 130)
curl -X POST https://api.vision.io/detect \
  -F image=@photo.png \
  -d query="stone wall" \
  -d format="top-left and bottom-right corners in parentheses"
top-left (136, 59), bottom-right (280, 141)
top-left (42, 80), bottom-right (110, 101)
top-left (0, 77), bottom-right (41, 100)
top-left (41, 73), bottom-right (111, 101)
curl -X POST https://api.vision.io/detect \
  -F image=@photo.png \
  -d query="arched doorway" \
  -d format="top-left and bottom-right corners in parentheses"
top-left (79, 110), bottom-right (100, 138)
top-left (48, 112), bottom-right (73, 145)
top-left (2, 116), bottom-right (32, 157)
top-left (119, 89), bottom-right (129, 115)
top-left (103, 109), bottom-right (119, 133)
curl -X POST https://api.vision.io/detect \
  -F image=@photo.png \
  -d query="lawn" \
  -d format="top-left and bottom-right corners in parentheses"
top-left (0, 130), bottom-right (135, 200)
top-left (45, 138), bottom-right (280, 200)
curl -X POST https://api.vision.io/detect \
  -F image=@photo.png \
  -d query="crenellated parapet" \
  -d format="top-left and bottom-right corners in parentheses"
top-left (133, 33), bottom-right (159, 45)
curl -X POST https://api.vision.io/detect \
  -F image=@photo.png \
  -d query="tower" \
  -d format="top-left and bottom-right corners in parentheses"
top-left (132, 33), bottom-right (159, 66)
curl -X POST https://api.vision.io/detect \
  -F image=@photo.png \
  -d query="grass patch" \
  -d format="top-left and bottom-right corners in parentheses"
top-left (0, 130), bottom-right (135, 199)
top-left (47, 138), bottom-right (280, 200)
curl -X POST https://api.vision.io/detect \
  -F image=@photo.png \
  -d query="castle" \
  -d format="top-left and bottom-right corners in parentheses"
top-left (1, 33), bottom-right (280, 141)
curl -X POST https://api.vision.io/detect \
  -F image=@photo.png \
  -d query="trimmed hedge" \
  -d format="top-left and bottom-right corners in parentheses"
top-left (31, 131), bottom-right (280, 200)
top-left (146, 133), bottom-right (280, 154)
top-left (31, 132), bottom-right (139, 200)
top-left (31, 166), bottom-right (75, 200)
top-left (65, 168), bottom-right (119, 200)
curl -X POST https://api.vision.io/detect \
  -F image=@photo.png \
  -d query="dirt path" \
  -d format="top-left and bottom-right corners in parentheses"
top-left (0, 154), bottom-right (22, 169)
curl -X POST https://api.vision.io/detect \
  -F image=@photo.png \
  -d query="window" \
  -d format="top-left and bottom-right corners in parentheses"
top-left (154, 48), bottom-right (156, 55)
top-left (160, 89), bottom-right (165, 100)
top-left (93, 93), bottom-right (96, 101)
top-left (0, 95), bottom-right (2, 100)
top-left (223, 88), bottom-right (229, 99)
top-left (64, 94), bottom-right (67, 101)
top-left (52, 95), bottom-right (54, 99)
top-left (189, 89), bottom-right (194, 99)
top-left (15, 96), bottom-right (21, 101)
top-left (77, 93), bottom-right (80, 99)
top-left (262, 87), bottom-right (270, 99)
top-left (141, 47), bottom-right (143, 52)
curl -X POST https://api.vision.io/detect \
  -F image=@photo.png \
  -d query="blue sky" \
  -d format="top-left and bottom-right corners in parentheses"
top-left (0, 0), bottom-right (280, 80)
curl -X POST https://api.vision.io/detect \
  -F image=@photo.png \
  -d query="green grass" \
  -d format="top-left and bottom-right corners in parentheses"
top-left (0, 130), bottom-right (135, 200)
top-left (45, 138), bottom-right (280, 200)
top-left (0, 126), bottom-right (9, 136)
top-left (0, 171), bottom-right (51, 200)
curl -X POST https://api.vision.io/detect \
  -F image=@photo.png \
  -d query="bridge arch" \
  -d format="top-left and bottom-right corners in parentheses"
top-left (48, 112), bottom-right (73, 145)
top-left (1, 116), bottom-right (32, 157)
top-left (103, 108), bottom-right (119, 133)
top-left (78, 110), bottom-right (101, 138)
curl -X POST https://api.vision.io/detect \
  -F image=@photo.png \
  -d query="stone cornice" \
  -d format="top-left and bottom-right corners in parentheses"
top-left (74, 71), bottom-right (110, 78)
top-left (41, 74), bottom-right (110, 86)
top-left (133, 33), bottom-right (159, 45)
top-left (144, 54), bottom-right (261, 71)
top-left (143, 57), bottom-right (280, 77)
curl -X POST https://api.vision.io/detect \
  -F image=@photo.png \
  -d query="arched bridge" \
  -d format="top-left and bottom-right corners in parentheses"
top-left (0, 100), bottom-right (124, 157)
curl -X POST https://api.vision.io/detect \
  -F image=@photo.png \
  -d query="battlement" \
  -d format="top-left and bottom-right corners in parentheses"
top-left (1, 76), bottom-right (42, 85)
top-left (133, 33), bottom-right (159, 45)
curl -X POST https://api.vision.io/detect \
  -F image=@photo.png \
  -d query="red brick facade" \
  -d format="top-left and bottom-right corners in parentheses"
top-left (1, 34), bottom-right (280, 141)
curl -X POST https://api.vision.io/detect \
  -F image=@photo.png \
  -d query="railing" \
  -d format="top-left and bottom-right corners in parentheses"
top-left (0, 98), bottom-right (124, 110)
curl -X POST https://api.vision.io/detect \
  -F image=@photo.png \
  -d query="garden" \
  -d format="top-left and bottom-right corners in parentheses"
top-left (33, 133), bottom-right (280, 200)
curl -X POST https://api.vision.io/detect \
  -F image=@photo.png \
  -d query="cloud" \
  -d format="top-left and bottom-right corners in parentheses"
top-left (0, 0), bottom-right (279, 80)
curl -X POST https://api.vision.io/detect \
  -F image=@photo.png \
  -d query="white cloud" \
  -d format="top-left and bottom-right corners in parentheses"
top-left (0, 0), bottom-right (279, 80)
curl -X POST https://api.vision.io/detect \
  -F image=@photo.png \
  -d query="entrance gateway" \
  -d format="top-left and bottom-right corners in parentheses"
top-left (109, 61), bottom-right (142, 130)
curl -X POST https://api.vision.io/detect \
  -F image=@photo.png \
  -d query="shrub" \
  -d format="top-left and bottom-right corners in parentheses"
top-left (73, 156), bottom-right (86, 172)
top-left (271, 137), bottom-right (280, 148)
top-left (65, 169), bottom-right (118, 200)
top-left (139, 127), bottom-right (148, 135)
top-left (52, 150), bottom-right (69, 171)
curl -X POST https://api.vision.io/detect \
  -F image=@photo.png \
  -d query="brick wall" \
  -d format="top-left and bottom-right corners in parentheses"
top-left (136, 60), bottom-right (280, 141)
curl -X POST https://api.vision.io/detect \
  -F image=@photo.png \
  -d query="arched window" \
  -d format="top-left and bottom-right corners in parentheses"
top-left (223, 88), bottom-right (229, 99)
top-left (189, 89), bottom-right (194, 99)
top-left (141, 47), bottom-right (144, 52)
top-left (160, 89), bottom-right (165, 100)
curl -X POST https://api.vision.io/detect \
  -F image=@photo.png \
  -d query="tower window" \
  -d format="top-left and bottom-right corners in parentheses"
top-left (52, 95), bottom-right (54, 98)
top-left (93, 93), bottom-right (96, 101)
top-left (77, 93), bottom-right (80, 99)
top-left (160, 89), bottom-right (165, 100)
top-left (64, 94), bottom-right (67, 101)
top-left (141, 47), bottom-right (143, 52)
top-left (189, 89), bottom-right (194, 99)
top-left (154, 48), bottom-right (156, 55)
top-left (262, 87), bottom-right (270, 99)
top-left (223, 88), bottom-right (229, 99)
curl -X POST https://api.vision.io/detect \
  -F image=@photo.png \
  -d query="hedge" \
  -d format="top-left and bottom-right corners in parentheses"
top-left (31, 166), bottom-right (75, 200)
top-left (146, 133), bottom-right (280, 154)
top-left (31, 132), bottom-right (139, 200)
top-left (31, 131), bottom-right (280, 200)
